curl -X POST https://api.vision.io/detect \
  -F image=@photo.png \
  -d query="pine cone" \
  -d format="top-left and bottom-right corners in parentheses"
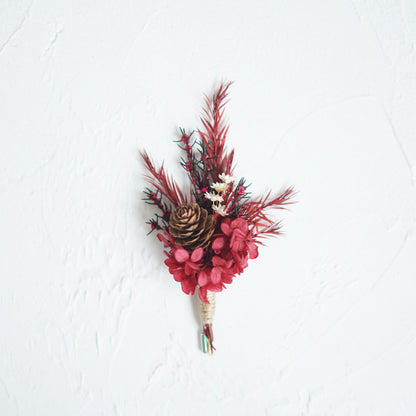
top-left (169, 203), bottom-right (215, 250)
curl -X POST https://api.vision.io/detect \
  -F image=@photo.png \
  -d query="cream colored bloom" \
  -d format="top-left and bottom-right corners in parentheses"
top-left (218, 173), bottom-right (235, 184)
top-left (212, 204), bottom-right (228, 216)
top-left (204, 191), bottom-right (223, 203)
top-left (211, 181), bottom-right (228, 193)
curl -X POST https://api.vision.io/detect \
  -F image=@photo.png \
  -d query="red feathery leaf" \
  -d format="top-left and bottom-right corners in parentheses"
top-left (245, 187), bottom-right (295, 221)
top-left (244, 187), bottom-right (295, 238)
top-left (141, 151), bottom-right (187, 207)
top-left (252, 222), bottom-right (282, 240)
top-left (198, 82), bottom-right (235, 181)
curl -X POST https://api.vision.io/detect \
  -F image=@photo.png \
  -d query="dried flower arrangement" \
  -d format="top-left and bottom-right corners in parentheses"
top-left (141, 82), bottom-right (294, 354)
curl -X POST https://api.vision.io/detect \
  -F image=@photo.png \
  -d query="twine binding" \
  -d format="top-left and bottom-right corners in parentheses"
top-left (200, 290), bottom-right (216, 354)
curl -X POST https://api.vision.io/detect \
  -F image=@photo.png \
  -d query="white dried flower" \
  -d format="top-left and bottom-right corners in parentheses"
top-left (212, 204), bottom-right (228, 216)
top-left (211, 181), bottom-right (228, 193)
top-left (218, 173), bottom-right (235, 184)
top-left (211, 194), bottom-right (224, 203)
top-left (204, 191), bottom-right (223, 203)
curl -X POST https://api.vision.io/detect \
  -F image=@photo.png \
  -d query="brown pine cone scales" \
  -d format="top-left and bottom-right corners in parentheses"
top-left (169, 203), bottom-right (215, 250)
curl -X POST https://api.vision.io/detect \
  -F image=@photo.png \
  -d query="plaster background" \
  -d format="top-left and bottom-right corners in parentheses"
top-left (1, 1), bottom-right (416, 415)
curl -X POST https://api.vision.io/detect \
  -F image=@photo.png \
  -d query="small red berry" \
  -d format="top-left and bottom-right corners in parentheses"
top-left (236, 186), bottom-right (245, 195)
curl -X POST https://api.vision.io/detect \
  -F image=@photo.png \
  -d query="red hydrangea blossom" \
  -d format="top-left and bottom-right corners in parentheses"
top-left (198, 218), bottom-right (258, 303)
top-left (198, 217), bottom-right (259, 303)
top-left (165, 246), bottom-right (203, 296)
top-left (157, 217), bottom-right (260, 304)
top-left (212, 217), bottom-right (258, 274)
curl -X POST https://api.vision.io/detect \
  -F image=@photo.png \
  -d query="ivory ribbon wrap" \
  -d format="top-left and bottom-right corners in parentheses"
top-left (199, 290), bottom-right (216, 354)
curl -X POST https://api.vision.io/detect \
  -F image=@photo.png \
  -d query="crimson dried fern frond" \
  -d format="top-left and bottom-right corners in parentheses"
top-left (141, 151), bottom-right (187, 207)
top-left (252, 221), bottom-right (283, 240)
top-left (199, 82), bottom-right (235, 181)
top-left (244, 187), bottom-right (295, 223)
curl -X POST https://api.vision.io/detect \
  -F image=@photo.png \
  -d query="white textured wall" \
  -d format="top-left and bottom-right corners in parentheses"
top-left (1, 1), bottom-right (416, 415)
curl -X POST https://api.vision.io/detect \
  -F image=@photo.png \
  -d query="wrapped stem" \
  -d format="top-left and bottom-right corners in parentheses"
top-left (200, 290), bottom-right (216, 354)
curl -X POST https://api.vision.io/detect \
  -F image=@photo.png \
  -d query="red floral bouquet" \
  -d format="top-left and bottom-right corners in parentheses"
top-left (141, 83), bottom-right (294, 353)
